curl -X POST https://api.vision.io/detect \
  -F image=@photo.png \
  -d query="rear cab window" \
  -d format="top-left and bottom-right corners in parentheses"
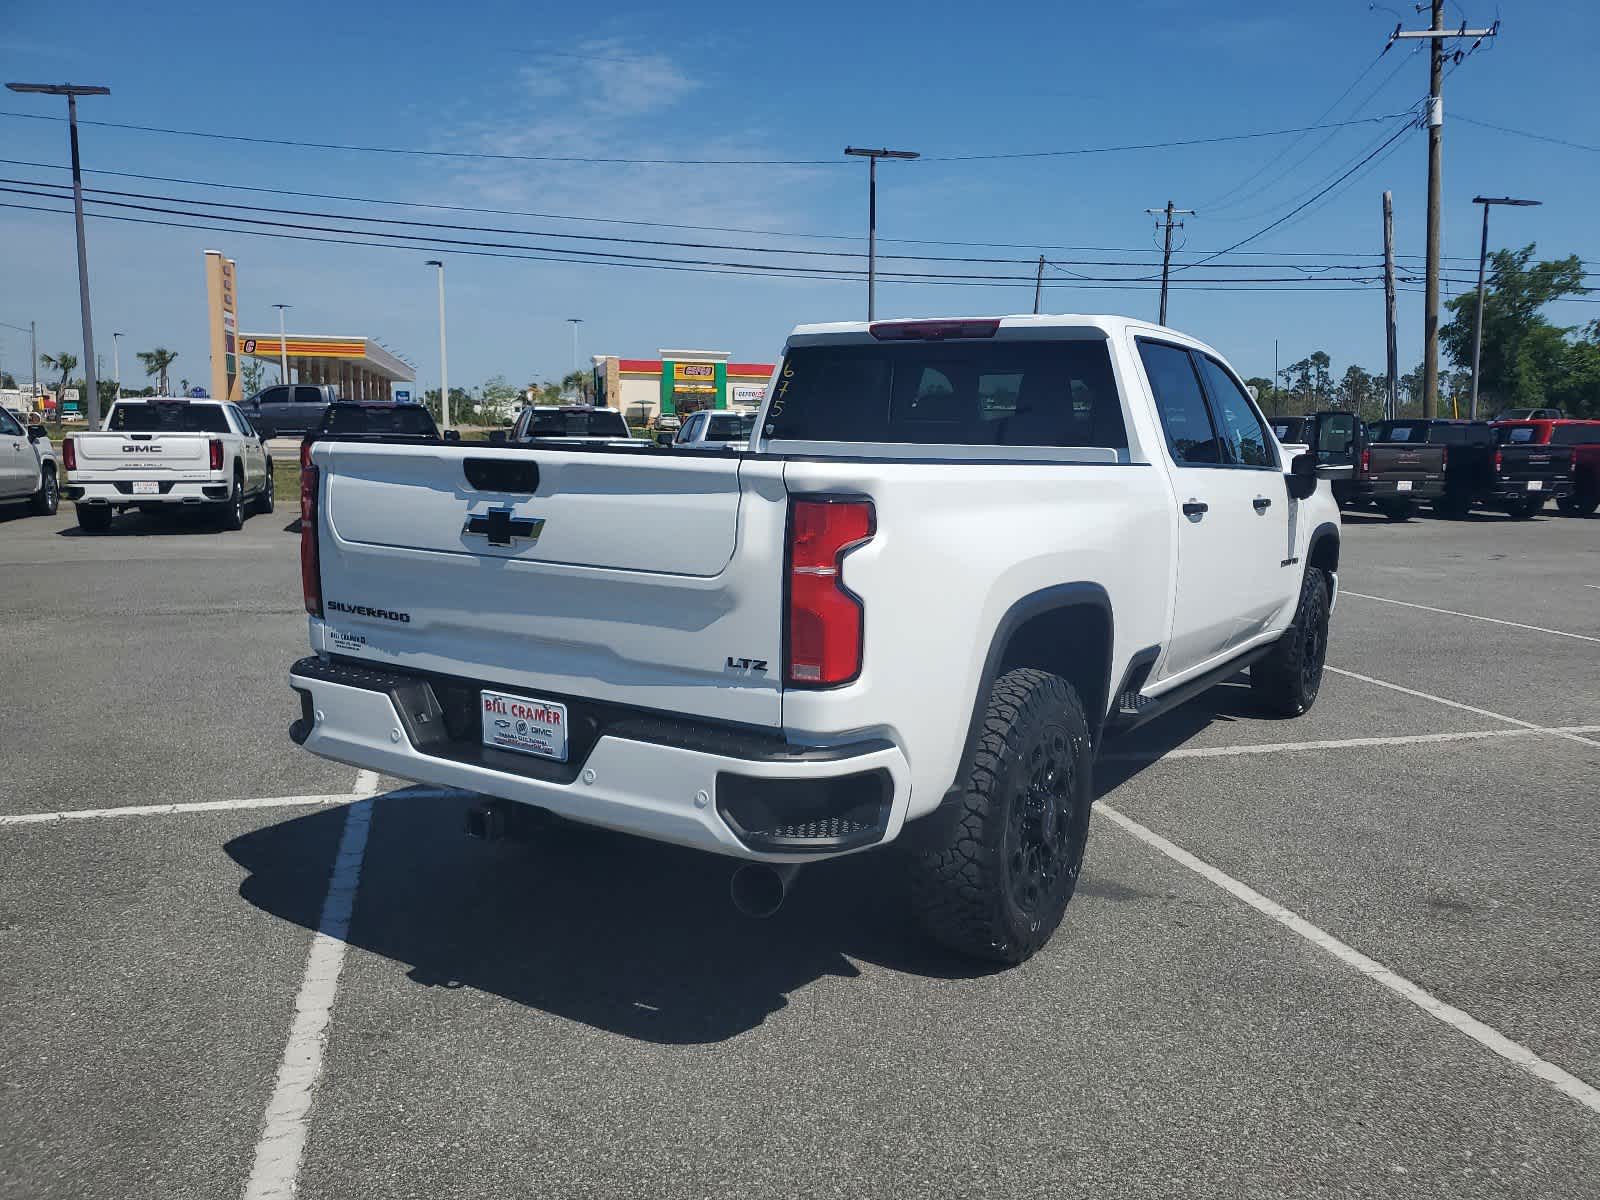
top-left (766, 338), bottom-right (1129, 453)
top-left (321, 406), bottom-right (440, 437)
top-left (107, 403), bottom-right (230, 433)
top-left (525, 410), bottom-right (630, 438)
top-left (707, 413), bottom-right (756, 441)
top-left (1550, 424), bottom-right (1600, 446)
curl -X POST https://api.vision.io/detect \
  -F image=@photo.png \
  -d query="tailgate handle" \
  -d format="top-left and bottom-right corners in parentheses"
top-left (464, 457), bottom-right (539, 493)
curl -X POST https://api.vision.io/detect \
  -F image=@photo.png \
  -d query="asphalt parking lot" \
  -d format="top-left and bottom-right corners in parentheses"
top-left (1, 501), bottom-right (1596, 1199)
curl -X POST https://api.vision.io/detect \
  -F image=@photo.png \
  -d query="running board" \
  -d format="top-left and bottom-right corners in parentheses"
top-left (1102, 643), bottom-right (1273, 737)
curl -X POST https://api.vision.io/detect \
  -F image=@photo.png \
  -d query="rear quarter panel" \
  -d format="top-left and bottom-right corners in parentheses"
top-left (779, 457), bottom-right (1173, 820)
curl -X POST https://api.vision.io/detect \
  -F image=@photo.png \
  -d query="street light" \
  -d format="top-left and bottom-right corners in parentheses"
top-left (7, 82), bottom-right (110, 427)
top-left (425, 260), bottom-right (450, 430)
top-left (1469, 195), bottom-right (1541, 420)
top-left (566, 317), bottom-right (583, 375)
top-left (111, 331), bottom-right (123, 401)
top-left (0, 318), bottom-right (36, 401)
top-left (271, 304), bottom-right (292, 387)
top-left (843, 146), bottom-right (920, 321)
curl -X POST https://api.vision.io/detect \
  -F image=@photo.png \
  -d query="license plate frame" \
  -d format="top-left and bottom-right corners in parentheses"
top-left (480, 689), bottom-right (568, 762)
top-left (1526, 479), bottom-right (1542, 491)
top-left (1395, 480), bottom-right (1413, 492)
top-left (131, 480), bottom-right (160, 495)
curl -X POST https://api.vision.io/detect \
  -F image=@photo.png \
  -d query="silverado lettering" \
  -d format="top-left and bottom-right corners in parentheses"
top-left (326, 600), bottom-right (412, 623)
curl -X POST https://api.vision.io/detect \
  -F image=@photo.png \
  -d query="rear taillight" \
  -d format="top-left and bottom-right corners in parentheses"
top-left (299, 438), bottom-right (313, 469)
top-left (1493, 448), bottom-right (1503, 473)
top-left (785, 497), bottom-right (875, 687)
top-left (62, 436), bottom-right (76, 471)
top-left (300, 465), bottom-right (322, 617)
top-left (1441, 446), bottom-right (1449, 469)
top-left (209, 437), bottom-right (224, 471)
top-left (1359, 447), bottom-right (1370, 474)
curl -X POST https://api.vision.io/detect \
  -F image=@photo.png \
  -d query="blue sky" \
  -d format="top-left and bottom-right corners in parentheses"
top-left (2, 0), bottom-right (1596, 396)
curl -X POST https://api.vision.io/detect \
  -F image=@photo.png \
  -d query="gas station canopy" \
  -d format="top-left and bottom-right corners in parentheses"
top-left (238, 333), bottom-right (415, 401)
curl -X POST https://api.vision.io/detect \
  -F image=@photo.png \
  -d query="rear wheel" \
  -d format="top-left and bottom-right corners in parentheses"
top-left (1377, 500), bottom-right (1415, 521)
top-left (217, 471), bottom-right (245, 531)
top-left (1508, 497), bottom-right (1543, 520)
top-left (1251, 566), bottom-right (1330, 718)
top-left (1557, 492), bottom-right (1598, 517)
top-left (1433, 494), bottom-right (1471, 519)
top-left (30, 465), bottom-right (58, 516)
top-left (255, 461), bottom-right (276, 514)
top-left (75, 504), bottom-right (112, 533)
top-left (908, 668), bottom-right (1092, 965)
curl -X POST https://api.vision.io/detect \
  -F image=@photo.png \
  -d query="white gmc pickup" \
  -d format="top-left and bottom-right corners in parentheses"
top-left (64, 398), bottom-right (274, 532)
top-left (289, 314), bottom-right (1341, 963)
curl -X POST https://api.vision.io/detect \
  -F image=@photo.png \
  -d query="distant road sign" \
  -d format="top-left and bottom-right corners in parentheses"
top-left (394, 389), bottom-right (412, 403)
top-left (189, 386), bottom-right (209, 398)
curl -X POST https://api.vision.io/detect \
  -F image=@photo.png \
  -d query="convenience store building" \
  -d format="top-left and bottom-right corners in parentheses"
top-left (592, 349), bottom-right (774, 427)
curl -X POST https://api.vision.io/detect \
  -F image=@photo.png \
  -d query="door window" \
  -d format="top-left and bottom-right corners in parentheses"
top-left (1138, 341), bottom-right (1221, 465)
top-left (1315, 413), bottom-right (1358, 465)
top-left (1197, 357), bottom-right (1277, 468)
top-left (258, 386), bottom-right (291, 407)
top-left (0, 408), bottom-right (23, 437)
top-left (295, 387), bottom-right (326, 406)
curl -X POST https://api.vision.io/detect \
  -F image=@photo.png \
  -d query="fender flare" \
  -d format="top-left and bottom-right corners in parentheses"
top-left (1306, 520), bottom-right (1340, 574)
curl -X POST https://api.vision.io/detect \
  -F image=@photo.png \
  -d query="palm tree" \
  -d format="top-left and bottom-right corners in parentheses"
top-left (39, 351), bottom-right (78, 405)
top-left (137, 347), bottom-right (179, 395)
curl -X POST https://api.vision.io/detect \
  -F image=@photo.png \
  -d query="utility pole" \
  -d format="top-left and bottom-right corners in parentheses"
top-left (1382, 191), bottom-right (1399, 421)
top-left (1468, 196), bottom-right (1540, 420)
top-left (272, 304), bottom-right (292, 386)
top-left (1389, 11), bottom-right (1498, 417)
top-left (112, 331), bottom-right (124, 401)
top-left (844, 147), bottom-right (920, 321)
top-left (566, 317), bottom-right (583, 373)
top-left (1033, 256), bottom-right (1045, 315)
top-left (1145, 200), bottom-right (1193, 326)
top-left (6, 82), bottom-right (111, 426)
top-left (425, 260), bottom-right (449, 430)
top-left (0, 318), bottom-right (37, 401)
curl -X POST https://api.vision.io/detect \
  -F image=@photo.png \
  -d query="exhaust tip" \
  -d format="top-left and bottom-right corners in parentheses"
top-left (730, 863), bottom-right (800, 919)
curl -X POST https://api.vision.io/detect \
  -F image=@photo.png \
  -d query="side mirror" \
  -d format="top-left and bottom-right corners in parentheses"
top-left (485, 430), bottom-right (505, 445)
top-left (28, 425), bottom-right (47, 441)
top-left (1286, 452), bottom-right (1317, 500)
top-left (444, 429), bottom-right (463, 443)
top-left (656, 432), bottom-right (675, 446)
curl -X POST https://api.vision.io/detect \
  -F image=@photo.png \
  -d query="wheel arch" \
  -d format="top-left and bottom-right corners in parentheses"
top-left (941, 583), bottom-right (1114, 808)
top-left (1306, 520), bottom-right (1340, 576)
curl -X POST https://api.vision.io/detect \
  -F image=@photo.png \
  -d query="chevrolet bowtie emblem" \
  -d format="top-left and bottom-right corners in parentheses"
top-left (463, 508), bottom-right (545, 547)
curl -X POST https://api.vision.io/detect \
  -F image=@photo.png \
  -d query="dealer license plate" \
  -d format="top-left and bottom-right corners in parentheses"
top-left (132, 481), bottom-right (160, 495)
top-left (1527, 480), bottom-right (1542, 490)
top-left (480, 689), bottom-right (568, 761)
top-left (1395, 480), bottom-right (1413, 492)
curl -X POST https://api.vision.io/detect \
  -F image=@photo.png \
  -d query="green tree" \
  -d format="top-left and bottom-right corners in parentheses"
top-left (0, 371), bottom-right (15, 389)
top-left (240, 356), bottom-right (268, 398)
top-left (39, 351), bottom-right (78, 404)
top-left (1244, 377), bottom-right (1278, 413)
top-left (136, 347), bottom-right (179, 395)
top-left (1336, 365), bottom-right (1378, 418)
top-left (1309, 351), bottom-right (1332, 403)
top-left (561, 370), bottom-right (595, 404)
top-left (1442, 245), bottom-right (1587, 415)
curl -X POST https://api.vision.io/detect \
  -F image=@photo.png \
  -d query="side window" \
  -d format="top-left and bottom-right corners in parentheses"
top-left (296, 386), bottom-right (325, 405)
top-left (0, 408), bottom-right (23, 437)
top-left (1137, 341), bottom-right (1221, 466)
top-left (1197, 357), bottom-right (1276, 468)
top-left (260, 386), bottom-right (290, 407)
top-left (232, 406), bottom-right (257, 437)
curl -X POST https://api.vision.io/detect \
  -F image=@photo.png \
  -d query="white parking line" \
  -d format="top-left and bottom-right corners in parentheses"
top-left (1094, 799), bottom-right (1600, 1117)
top-left (352, 770), bottom-right (379, 797)
top-left (1327, 666), bottom-right (1600, 749)
top-left (1339, 590), bottom-right (1600, 644)
top-left (0, 786), bottom-right (463, 828)
top-left (242, 797), bottom-right (374, 1200)
top-left (1101, 725), bottom-right (1600, 763)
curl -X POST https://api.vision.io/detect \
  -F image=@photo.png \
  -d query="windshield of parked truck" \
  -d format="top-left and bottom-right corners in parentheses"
top-left (107, 402), bottom-right (230, 433)
top-left (1496, 424), bottom-right (1538, 444)
top-left (766, 339), bottom-right (1128, 449)
top-left (527, 409), bottom-right (630, 438)
top-left (706, 413), bottom-right (756, 441)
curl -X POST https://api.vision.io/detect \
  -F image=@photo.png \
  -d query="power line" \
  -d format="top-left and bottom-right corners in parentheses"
top-left (0, 107), bottom-right (1418, 169)
top-left (1454, 113), bottom-right (1600, 154)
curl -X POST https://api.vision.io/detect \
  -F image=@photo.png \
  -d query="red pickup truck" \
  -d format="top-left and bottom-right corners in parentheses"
top-left (1493, 419), bottom-right (1600, 517)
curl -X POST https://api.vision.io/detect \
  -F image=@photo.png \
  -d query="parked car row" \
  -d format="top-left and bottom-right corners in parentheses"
top-left (1271, 412), bottom-right (1598, 520)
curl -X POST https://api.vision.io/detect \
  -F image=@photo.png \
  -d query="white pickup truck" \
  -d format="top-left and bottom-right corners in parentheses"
top-left (63, 398), bottom-right (274, 532)
top-left (288, 314), bottom-right (1341, 963)
top-left (0, 406), bottom-right (60, 516)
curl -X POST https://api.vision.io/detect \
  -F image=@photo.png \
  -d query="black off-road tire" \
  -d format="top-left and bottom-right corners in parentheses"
top-left (30, 464), bottom-right (58, 515)
top-left (255, 460), bottom-right (276, 515)
top-left (1251, 566), bottom-right (1330, 718)
top-left (75, 504), bottom-right (112, 533)
top-left (217, 470), bottom-right (246, 531)
top-left (1508, 497), bottom-right (1543, 520)
top-left (1557, 491), bottom-right (1598, 517)
top-left (1377, 500), bottom-right (1415, 521)
top-left (908, 668), bottom-right (1092, 965)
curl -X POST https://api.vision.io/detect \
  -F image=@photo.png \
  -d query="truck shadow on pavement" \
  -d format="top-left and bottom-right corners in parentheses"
top-left (55, 511), bottom-right (230, 537)
top-left (225, 793), bottom-right (997, 1047)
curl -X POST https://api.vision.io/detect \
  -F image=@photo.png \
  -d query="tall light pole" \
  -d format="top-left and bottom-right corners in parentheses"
top-left (425, 260), bottom-right (449, 430)
top-left (111, 330), bottom-right (123, 401)
top-left (271, 303), bottom-right (292, 385)
top-left (1468, 196), bottom-right (1541, 420)
top-left (566, 317), bottom-right (583, 375)
top-left (844, 146), bottom-right (920, 321)
top-left (7, 82), bottom-right (111, 427)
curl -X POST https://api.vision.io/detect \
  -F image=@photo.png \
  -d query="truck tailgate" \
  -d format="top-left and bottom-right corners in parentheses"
top-left (313, 443), bottom-right (788, 727)
top-left (1498, 445), bottom-right (1572, 481)
top-left (72, 432), bottom-right (210, 472)
top-left (1368, 444), bottom-right (1445, 481)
